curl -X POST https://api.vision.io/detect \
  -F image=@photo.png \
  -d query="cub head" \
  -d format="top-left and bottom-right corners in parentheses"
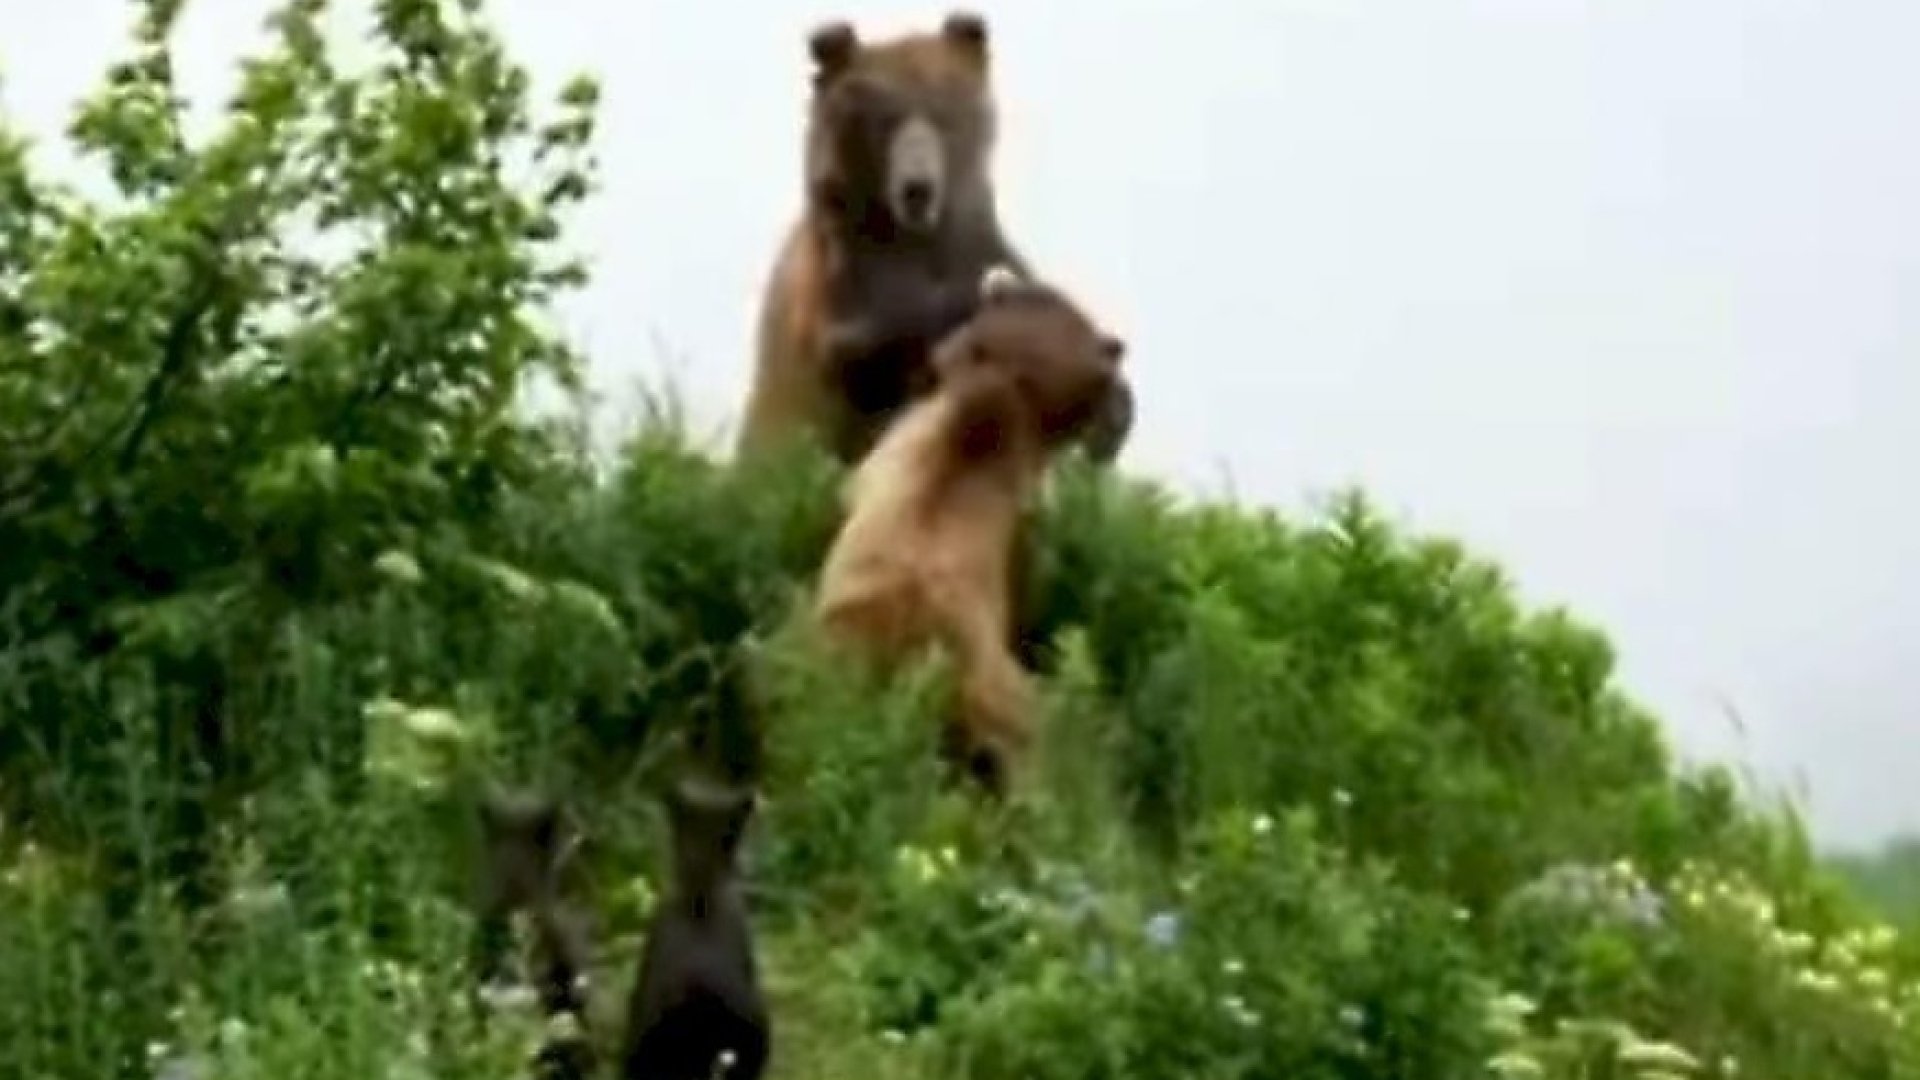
top-left (804, 11), bottom-right (997, 235)
top-left (932, 265), bottom-right (1127, 446)
top-left (663, 772), bottom-right (758, 884)
top-left (477, 786), bottom-right (577, 906)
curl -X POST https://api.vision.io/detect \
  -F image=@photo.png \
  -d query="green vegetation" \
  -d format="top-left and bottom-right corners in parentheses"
top-left (1832, 838), bottom-right (1920, 931)
top-left (3, 2), bottom-right (1916, 1077)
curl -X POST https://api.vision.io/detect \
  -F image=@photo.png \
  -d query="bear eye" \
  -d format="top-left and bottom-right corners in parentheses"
top-left (839, 77), bottom-right (891, 113)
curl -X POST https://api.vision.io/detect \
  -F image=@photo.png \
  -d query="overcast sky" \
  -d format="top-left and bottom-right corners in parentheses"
top-left (4, 1), bottom-right (1915, 847)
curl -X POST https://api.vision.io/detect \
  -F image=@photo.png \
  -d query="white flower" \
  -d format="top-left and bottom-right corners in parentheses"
top-left (399, 706), bottom-right (467, 745)
top-left (1143, 911), bottom-right (1182, 947)
top-left (1616, 1037), bottom-right (1700, 1072)
top-left (373, 549), bottom-right (424, 585)
top-left (1487, 1050), bottom-right (1546, 1079)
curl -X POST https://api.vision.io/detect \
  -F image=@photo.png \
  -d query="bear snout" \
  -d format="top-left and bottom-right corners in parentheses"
top-left (898, 177), bottom-right (936, 222)
top-left (885, 115), bottom-right (947, 230)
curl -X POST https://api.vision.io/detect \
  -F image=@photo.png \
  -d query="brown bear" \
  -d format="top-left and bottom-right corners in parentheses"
top-left (812, 265), bottom-right (1126, 795)
top-left (736, 10), bottom-right (1135, 470)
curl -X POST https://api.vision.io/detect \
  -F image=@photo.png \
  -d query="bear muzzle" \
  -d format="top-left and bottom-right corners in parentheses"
top-left (885, 114), bottom-right (947, 232)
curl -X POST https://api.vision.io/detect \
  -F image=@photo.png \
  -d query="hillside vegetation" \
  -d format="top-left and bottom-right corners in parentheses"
top-left (3, 3), bottom-right (1917, 1078)
top-left (1833, 840), bottom-right (1920, 933)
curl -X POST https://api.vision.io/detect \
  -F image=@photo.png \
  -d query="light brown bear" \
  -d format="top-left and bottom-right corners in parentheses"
top-left (737, 10), bottom-right (1134, 469)
top-left (812, 266), bottom-right (1125, 795)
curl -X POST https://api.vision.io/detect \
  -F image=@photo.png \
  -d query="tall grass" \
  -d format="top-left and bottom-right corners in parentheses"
top-left (2, 435), bottom-right (1915, 1079)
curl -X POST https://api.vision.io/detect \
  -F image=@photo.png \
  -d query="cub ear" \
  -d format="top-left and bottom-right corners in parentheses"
top-left (808, 20), bottom-right (860, 82)
top-left (942, 11), bottom-right (989, 63)
top-left (978, 263), bottom-right (1024, 304)
top-left (723, 785), bottom-right (758, 836)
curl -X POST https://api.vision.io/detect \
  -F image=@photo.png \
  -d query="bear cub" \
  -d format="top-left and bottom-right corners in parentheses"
top-left (619, 774), bottom-right (769, 1080)
top-left (813, 264), bottom-right (1126, 794)
top-left (473, 786), bottom-right (598, 1080)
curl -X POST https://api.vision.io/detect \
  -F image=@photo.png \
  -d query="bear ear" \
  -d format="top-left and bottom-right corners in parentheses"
top-left (942, 11), bottom-right (990, 63)
top-left (808, 20), bottom-right (860, 81)
top-left (979, 263), bottom-right (1024, 304)
top-left (722, 785), bottom-right (758, 837)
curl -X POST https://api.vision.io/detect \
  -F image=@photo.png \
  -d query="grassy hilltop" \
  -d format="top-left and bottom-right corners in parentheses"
top-left (2, 2), bottom-right (1917, 1078)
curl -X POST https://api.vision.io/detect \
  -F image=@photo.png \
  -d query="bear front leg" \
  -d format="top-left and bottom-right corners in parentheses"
top-left (822, 326), bottom-right (917, 460)
top-left (951, 644), bottom-right (1037, 799)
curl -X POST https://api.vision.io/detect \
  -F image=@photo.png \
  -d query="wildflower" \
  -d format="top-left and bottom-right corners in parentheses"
top-left (153, 1052), bottom-right (206, 1080)
top-left (1483, 991), bottom-right (1537, 1038)
top-left (398, 705), bottom-right (467, 745)
top-left (471, 556), bottom-right (542, 601)
top-left (545, 1011), bottom-right (584, 1040)
top-left (1250, 813), bottom-right (1273, 836)
top-left (478, 978), bottom-right (540, 1014)
top-left (1621, 886), bottom-right (1665, 929)
top-left (909, 849), bottom-right (938, 883)
top-left (228, 881), bottom-right (291, 918)
top-left (550, 580), bottom-right (622, 637)
top-left (1487, 1050), bottom-right (1546, 1078)
top-left (373, 549), bottom-right (424, 585)
top-left (1058, 875), bottom-right (1101, 924)
top-left (1143, 911), bottom-right (1182, 948)
top-left (1085, 944), bottom-right (1115, 975)
top-left (1618, 1037), bottom-right (1700, 1071)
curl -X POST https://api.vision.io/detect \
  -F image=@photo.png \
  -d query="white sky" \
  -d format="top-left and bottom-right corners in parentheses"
top-left (4, 1), bottom-right (1915, 847)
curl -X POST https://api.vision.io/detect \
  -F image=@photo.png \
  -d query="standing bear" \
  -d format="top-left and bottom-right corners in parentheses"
top-left (736, 10), bottom-right (1135, 468)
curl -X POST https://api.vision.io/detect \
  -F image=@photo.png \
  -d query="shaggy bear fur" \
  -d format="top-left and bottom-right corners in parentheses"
top-left (737, 11), bottom-right (1134, 469)
top-left (619, 774), bottom-right (769, 1080)
top-left (812, 265), bottom-right (1126, 794)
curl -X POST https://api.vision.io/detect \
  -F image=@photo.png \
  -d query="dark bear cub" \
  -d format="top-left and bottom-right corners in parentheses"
top-left (473, 786), bottom-right (597, 1080)
top-left (619, 774), bottom-right (769, 1080)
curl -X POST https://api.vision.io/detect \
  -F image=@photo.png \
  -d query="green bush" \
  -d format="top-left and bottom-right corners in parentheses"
top-left (3, 2), bottom-right (1917, 1079)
